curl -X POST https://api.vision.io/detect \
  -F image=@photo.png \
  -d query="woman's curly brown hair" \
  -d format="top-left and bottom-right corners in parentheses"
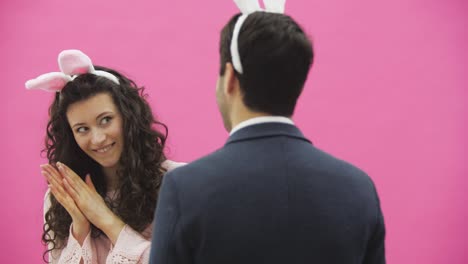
top-left (42, 66), bottom-right (167, 261)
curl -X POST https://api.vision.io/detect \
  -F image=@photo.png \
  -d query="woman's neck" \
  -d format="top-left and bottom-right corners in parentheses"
top-left (103, 166), bottom-right (119, 191)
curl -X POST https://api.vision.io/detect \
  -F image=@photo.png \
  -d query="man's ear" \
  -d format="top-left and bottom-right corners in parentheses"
top-left (223, 62), bottom-right (239, 96)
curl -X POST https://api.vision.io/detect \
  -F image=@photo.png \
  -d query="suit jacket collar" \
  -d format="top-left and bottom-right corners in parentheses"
top-left (225, 122), bottom-right (312, 146)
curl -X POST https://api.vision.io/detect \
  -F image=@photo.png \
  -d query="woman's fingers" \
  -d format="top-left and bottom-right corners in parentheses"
top-left (42, 170), bottom-right (66, 195)
top-left (48, 182), bottom-right (76, 213)
top-left (62, 177), bottom-right (80, 201)
top-left (49, 183), bottom-right (67, 205)
top-left (42, 168), bottom-right (74, 208)
top-left (41, 168), bottom-right (77, 204)
top-left (47, 178), bottom-right (86, 222)
top-left (85, 174), bottom-right (97, 192)
top-left (42, 165), bottom-right (90, 226)
top-left (43, 162), bottom-right (110, 228)
top-left (55, 163), bottom-right (93, 209)
top-left (57, 162), bottom-right (87, 189)
top-left (40, 164), bottom-right (62, 182)
top-left (41, 164), bottom-right (73, 195)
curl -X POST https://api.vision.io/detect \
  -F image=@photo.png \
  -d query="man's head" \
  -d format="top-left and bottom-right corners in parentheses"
top-left (216, 11), bottom-right (314, 131)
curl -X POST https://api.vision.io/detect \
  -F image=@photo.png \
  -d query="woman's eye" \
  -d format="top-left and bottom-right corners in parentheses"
top-left (76, 127), bottom-right (88, 133)
top-left (101, 116), bottom-right (112, 125)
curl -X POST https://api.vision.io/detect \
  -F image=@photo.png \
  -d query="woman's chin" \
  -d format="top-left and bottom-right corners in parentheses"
top-left (97, 160), bottom-right (119, 170)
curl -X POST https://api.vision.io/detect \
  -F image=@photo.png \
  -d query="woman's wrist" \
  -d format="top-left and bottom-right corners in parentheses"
top-left (71, 220), bottom-right (90, 246)
top-left (99, 213), bottom-right (125, 245)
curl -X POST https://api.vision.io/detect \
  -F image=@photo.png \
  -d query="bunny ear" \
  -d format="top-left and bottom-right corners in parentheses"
top-left (263, 0), bottom-right (286, 13)
top-left (234, 0), bottom-right (262, 14)
top-left (58, 49), bottom-right (95, 76)
top-left (25, 72), bottom-right (72, 92)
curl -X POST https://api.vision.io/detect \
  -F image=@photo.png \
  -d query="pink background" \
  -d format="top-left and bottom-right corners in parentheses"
top-left (1, 0), bottom-right (467, 263)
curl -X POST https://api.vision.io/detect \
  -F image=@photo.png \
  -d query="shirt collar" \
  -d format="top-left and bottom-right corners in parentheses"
top-left (229, 116), bottom-right (294, 136)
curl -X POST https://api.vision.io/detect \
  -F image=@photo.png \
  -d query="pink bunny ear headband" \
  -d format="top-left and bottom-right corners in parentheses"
top-left (25, 49), bottom-right (119, 92)
top-left (231, 0), bottom-right (287, 74)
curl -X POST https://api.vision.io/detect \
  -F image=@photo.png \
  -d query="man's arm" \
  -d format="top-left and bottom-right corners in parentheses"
top-left (363, 187), bottom-right (386, 264)
top-left (150, 171), bottom-right (189, 264)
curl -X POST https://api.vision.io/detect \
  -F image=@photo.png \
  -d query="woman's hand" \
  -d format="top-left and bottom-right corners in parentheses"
top-left (41, 164), bottom-right (90, 245)
top-left (56, 162), bottom-right (125, 245)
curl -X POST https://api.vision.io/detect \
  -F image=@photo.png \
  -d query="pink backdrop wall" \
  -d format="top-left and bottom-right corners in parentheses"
top-left (1, 0), bottom-right (466, 263)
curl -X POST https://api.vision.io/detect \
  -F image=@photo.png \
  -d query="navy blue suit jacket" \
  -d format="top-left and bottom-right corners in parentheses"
top-left (150, 123), bottom-right (385, 264)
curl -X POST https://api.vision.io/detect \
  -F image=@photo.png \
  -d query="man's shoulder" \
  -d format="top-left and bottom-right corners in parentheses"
top-left (164, 148), bottom-right (231, 184)
top-left (311, 147), bottom-right (377, 192)
top-left (171, 148), bottom-right (224, 170)
top-left (162, 159), bottom-right (187, 172)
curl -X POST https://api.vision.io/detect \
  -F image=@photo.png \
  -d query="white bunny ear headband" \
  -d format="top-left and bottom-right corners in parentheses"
top-left (25, 49), bottom-right (119, 92)
top-left (231, 0), bottom-right (286, 74)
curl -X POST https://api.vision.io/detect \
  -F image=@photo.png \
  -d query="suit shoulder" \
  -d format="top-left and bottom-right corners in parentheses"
top-left (162, 159), bottom-right (187, 171)
top-left (163, 149), bottom-right (226, 181)
top-left (311, 146), bottom-right (375, 185)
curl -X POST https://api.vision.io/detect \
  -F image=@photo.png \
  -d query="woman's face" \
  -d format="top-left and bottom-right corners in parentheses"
top-left (66, 92), bottom-right (124, 170)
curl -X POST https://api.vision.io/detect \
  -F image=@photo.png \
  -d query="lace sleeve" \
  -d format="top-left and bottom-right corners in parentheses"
top-left (44, 189), bottom-right (97, 264)
top-left (106, 225), bottom-right (151, 264)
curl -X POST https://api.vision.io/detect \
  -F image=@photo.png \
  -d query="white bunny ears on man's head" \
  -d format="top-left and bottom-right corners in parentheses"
top-left (234, 0), bottom-right (286, 14)
top-left (25, 49), bottom-right (119, 92)
top-left (231, 0), bottom-right (287, 74)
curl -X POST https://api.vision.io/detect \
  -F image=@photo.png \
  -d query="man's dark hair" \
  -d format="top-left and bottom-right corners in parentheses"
top-left (220, 12), bottom-right (314, 116)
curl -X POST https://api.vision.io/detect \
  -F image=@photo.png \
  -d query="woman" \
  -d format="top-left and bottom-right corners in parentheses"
top-left (26, 50), bottom-right (184, 263)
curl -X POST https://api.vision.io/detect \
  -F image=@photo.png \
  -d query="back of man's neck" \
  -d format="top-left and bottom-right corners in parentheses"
top-left (229, 113), bottom-right (294, 135)
top-left (230, 111), bottom-right (271, 129)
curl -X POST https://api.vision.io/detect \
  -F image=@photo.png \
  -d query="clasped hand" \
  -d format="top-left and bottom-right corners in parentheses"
top-left (41, 162), bottom-right (124, 245)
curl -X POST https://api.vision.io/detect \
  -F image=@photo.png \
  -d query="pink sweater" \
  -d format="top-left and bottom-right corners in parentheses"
top-left (43, 160), bottom-right (185, 264)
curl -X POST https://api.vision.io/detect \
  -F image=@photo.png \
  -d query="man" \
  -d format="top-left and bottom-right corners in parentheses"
top-left (150, 7), bottom-right (385, 264)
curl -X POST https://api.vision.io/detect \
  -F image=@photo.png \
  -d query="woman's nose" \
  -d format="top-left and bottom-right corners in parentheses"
top-left (91, 129), bottom-right (106, 145)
